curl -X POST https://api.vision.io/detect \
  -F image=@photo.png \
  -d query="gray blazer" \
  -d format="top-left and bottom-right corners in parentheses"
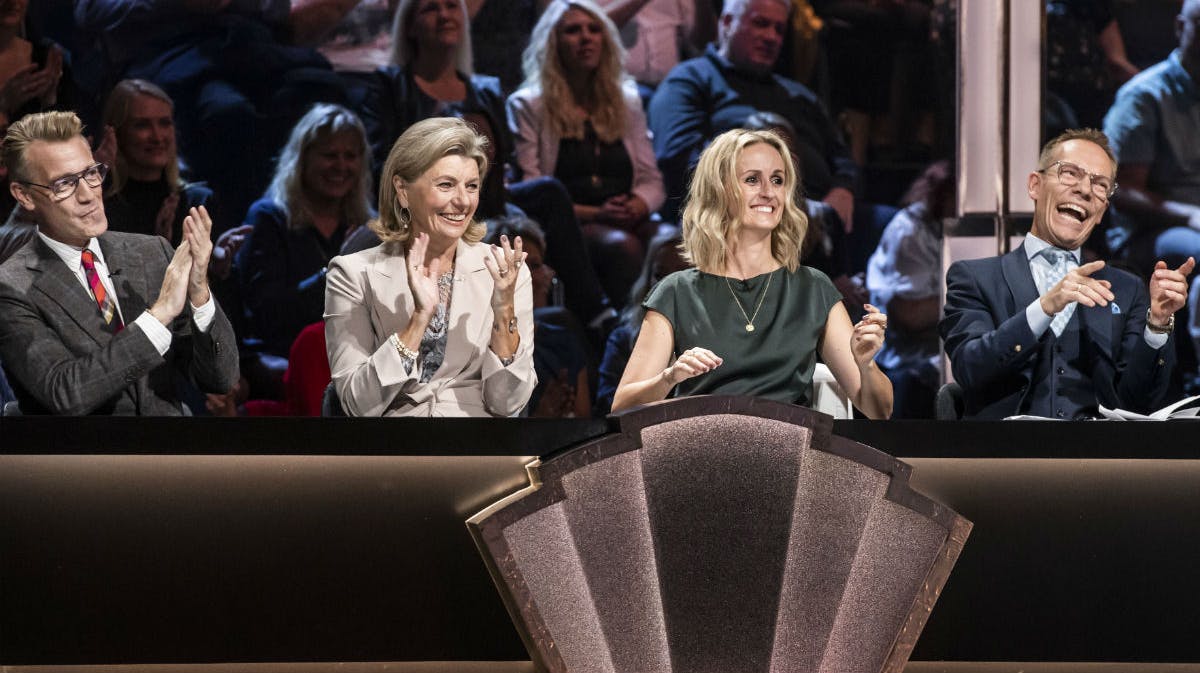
top-left (0, 231), bottom-right (239, 415)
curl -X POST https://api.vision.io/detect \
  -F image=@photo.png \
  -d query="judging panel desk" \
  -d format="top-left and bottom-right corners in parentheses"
top-left (3, 416), bottom-right (1200, 671)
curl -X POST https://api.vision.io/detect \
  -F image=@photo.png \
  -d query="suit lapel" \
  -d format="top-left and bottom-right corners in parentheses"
top-left (444, 240), bottom-right (491, 377)
top-left (28, 238), bottom-right (109, 347)
top-left (1001, 247), bottom-right (1039, 311)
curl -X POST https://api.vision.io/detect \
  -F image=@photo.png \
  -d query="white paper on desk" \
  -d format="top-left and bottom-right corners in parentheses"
top-left (1099, 394), bottom-right (1200, 420)
top-left (1002, 415), bottom-right (1066, 420)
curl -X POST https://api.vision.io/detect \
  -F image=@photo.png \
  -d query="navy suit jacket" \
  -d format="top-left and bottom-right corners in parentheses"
top-left (0, 231), bottom-right (239, 415)
top-left (939, 247), bottom-right (1173, 419)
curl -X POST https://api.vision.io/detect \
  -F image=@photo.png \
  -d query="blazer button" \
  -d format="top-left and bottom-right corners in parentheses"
top-left (1056, 410), bottom-right (1065, 418)
top-left (1159, 358), bottom-right (1166, 366)
top-left (1014, 344), bottom-right (1022, 353)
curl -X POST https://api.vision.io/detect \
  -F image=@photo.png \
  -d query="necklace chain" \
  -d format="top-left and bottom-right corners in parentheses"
top-left (724, 269), bottom-right (776, 333)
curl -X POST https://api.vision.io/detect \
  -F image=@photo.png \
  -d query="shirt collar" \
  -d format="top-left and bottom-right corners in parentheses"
top-left (37, 230), bottom-right (105, 270)
top-left (1024, 233), bottom-right (1080, 264)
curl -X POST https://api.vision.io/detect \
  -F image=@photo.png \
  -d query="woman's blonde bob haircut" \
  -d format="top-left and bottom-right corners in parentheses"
top-left (372, 117), bottom-right (490, 245)
top-left (680, 128), bottom-right (808, 274)
top-left (390, 0), bottom-right (474, 73)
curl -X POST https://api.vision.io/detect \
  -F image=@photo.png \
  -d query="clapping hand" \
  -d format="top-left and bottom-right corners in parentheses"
top-left (483, 234), bottom-right (526, 311)
top-left (406, 232), bottom-right (444, 320)
top-left (182, 206), bottom-right (214, 305)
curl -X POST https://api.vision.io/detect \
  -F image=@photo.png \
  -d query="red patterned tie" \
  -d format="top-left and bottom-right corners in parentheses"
top-left (80, 250), bottom-right (123, 332)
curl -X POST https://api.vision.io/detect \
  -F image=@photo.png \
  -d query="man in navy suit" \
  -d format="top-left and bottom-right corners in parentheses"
top-left (940, 129), bottom-right (1194, 419)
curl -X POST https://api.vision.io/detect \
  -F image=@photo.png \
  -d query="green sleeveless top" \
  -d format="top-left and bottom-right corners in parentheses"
top-left (643, 266), bottom-right (843, 405)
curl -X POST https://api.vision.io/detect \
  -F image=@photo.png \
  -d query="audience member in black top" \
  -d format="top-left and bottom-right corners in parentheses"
top-left (235, 103), bottom-right (373, 361)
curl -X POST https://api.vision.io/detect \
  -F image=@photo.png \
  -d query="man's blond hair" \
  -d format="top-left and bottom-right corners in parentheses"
top-left (3, 111), bottom-right (84, 183)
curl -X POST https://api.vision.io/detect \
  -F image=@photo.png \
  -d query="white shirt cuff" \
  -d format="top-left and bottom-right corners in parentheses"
top-left (191, 296), bottom-right (215, 333)
top-left (133, 312), bottom-right (173, 356)
top-left (1024, 299), bottom-right (1052, 337)
top-left (1143, 327), bottom-right (1169, 350)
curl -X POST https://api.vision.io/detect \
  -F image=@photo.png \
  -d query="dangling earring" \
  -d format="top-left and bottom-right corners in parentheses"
top-left (396, 201), bottom-right (410, 232)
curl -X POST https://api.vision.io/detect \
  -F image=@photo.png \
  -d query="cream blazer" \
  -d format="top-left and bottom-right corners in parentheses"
top-left (324, 239), bottom-right (537, 417)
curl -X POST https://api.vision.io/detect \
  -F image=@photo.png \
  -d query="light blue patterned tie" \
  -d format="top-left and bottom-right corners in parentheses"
top-left (1040, 249), bottom-right (1076, 336)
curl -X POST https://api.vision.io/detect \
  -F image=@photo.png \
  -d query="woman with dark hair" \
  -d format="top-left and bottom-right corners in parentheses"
top-left (235, 103), bottom-right (374, 360)
top-left (325, 117), bottom-right (536, 417)
top-left (508, 0), bottom-right (667, 304)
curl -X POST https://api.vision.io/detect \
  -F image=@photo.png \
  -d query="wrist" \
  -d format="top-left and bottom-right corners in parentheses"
top-left (1147, 308), bottom-right (1175, 334)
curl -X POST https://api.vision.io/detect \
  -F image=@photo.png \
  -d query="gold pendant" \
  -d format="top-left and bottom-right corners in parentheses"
top-left (746, 324), bottom-right (755, 332)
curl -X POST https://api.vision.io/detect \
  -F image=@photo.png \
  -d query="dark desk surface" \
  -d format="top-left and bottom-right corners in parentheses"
top-left (3, 416), bottom-right (1200, 666)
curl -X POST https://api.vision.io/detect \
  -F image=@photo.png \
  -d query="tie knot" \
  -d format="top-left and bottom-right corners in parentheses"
top-left (1042, 248), bottom-right (1072, 267)
top-left (81, 249), bottom-right (97, 271)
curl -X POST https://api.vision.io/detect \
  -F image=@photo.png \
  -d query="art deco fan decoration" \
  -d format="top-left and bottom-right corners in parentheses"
top-left (468, 396), bottom-right (970, 673)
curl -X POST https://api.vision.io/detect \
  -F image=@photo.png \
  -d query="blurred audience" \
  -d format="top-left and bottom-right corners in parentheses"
top-left (488, 215), bottom-right (591, 418)
top-left (866, 159), bottom-right (952, 419)
top-left (594, 229), bottom-right (686, 416)
top-left (235, 103), bottom-right (373, 367)
top-left (648, 0), bottom-right (858, 233)
top-left (509, 0), bottom-right (668, 305)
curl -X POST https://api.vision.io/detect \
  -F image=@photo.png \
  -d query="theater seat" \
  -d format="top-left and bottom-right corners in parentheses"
top-left (468, 395), bottom-right (970, 673)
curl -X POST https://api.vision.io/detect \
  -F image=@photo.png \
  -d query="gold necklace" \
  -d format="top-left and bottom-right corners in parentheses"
top-left (724, 268), bottom-right (776, 332)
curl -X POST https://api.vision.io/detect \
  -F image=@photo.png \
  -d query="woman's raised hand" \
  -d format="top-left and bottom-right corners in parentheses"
top-left (663, 346), bottom-right (723, 386)
top-left (851, 303), bottom-right (888, 367)
top-left (484, 234), bottom-right (527, 310)
top-left (407, 232), bottom-right (443, 319)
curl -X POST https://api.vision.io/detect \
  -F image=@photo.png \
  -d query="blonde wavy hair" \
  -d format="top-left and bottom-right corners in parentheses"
top-left (521, 0), bottom-right (628, 143)
top-left (372, 117), bottom-right (490, 245)
top-left (681, 129), bottom-right (807, 274)
top-left (390, 0), bottom-right (475, 73)
top-left (102, 79), bottom-right (183, 196)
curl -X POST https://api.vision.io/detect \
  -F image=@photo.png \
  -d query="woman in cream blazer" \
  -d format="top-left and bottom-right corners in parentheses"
top-left (325, 117), bottom-right (536, 417)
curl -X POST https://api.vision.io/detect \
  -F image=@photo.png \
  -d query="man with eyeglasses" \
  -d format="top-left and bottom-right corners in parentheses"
top-left (0, 111), bottom-right (238, 415)
top-left (940, 129), bottom-right (1194, 420)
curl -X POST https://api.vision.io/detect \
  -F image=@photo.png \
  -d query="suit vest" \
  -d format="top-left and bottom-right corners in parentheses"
top-left (1026, 310), bottom-right (1097, 419)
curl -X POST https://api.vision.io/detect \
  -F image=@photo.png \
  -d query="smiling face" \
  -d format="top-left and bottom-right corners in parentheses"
top-left (720, 0), bottom-right (788, 74)
top-left (302, 130), bottom-right (364, 206)
top-left (556, 6), bottom-right (606, 74)
top-left (410, 0), bottom-right (464, 54)
top-left (117, 93), bottom-right (175, 180)
top-left (1027, 138), bottom-right (1115, 251)
top-left (395, 153), bottom-right (480, 248)
top-left (733, 142), bottom-right (787, 233)
top-left (12, 137), bottom-right (107, 247)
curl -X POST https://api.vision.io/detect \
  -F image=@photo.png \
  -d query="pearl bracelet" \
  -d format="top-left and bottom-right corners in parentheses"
top-left (389, 333), bottom-right (418, 362)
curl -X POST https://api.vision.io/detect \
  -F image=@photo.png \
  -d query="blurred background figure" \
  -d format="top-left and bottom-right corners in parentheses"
top-left (509, 0), bottom-right (668, 306)
top-left (488, 215), bottom-right (591, 418)
top-left (866, 159), bottom-right (952, 419)
top-left (235, 103), bottom-right (373, 398)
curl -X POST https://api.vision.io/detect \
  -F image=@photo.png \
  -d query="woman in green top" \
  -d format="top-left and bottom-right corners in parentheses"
top-left (612, 128), bottom-right (893, 418)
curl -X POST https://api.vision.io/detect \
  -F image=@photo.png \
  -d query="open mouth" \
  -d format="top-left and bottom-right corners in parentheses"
top-left (1057, 203), bottom-right (1088, 223)
top-left (440, 213), bottom-right (467, 223)
top-left (752, 205), bottom-right (774, 213)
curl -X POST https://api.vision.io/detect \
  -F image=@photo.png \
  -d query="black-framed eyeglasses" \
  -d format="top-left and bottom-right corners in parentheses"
top-left (17, 163), bottom-right (108, 201)
top-left (1038, 160), bottom-right (1117, 199)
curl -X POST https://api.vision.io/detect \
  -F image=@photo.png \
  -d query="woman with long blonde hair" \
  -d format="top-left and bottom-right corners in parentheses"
top-left (507, 0), bottom-right (666, 305)
top-left (613, 128), bottom-right (893, 418)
